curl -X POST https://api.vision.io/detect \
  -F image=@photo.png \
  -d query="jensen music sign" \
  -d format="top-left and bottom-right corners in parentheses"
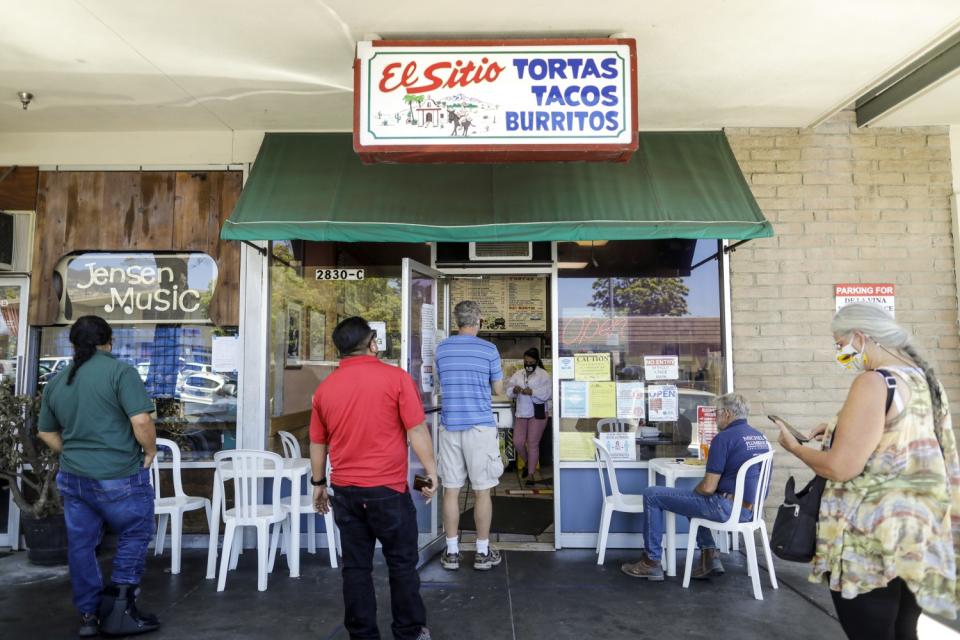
top-left (57, 252), bottom-right (217, 324)
top-left (354, 39), bottom-right (638, 162)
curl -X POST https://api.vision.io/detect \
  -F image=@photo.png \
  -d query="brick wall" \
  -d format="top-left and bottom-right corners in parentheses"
top-left (725, 111), bottom-right (958, 516)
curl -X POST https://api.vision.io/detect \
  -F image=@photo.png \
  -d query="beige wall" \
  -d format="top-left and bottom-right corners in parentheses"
top-left (726, 111), bottom-right (958, 514)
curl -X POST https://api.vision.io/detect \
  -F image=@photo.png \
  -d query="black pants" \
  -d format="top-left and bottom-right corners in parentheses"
top-left (830, 578), bottom-right (921, 640)
top-left (330, 485), bottom-right (426, 640)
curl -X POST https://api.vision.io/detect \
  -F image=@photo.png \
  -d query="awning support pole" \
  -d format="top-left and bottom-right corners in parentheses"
top-left (689, 238), bottom-right (752, 271)
top-left (241, 240), bottom-right (268, 257)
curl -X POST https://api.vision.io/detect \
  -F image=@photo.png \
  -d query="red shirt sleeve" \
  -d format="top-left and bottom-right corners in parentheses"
top-left (397, 370), bottom-right (426, 430)
top-left (309, 388), bottom-right (328, 444)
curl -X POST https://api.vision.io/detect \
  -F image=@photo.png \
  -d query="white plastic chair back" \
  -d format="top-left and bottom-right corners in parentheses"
top-left (151, 438), bottom-right (187, 501)
top-left (214, 450), bottom-right (284, 523)
top-left (277, 431), bottom-right (302, 459)
top-left (597, 418), bottom-right (630, 433)
top-left (593, 438), bottom-right (624, 502)
top-left (722, 449), bottom-right (774, 526)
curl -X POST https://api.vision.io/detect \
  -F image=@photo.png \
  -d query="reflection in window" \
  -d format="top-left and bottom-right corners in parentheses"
top-left (557, 240), bottom-right (725, 460)
top-left (38, 325), bottom-right (238, 461)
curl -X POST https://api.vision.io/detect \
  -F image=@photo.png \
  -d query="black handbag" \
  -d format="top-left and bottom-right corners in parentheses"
top-left (770, 475), bottom-right (826, 562)
top-left (771, 369), bottom-right (897, 563)
top-left (533, 402), bottom-right (546, 419)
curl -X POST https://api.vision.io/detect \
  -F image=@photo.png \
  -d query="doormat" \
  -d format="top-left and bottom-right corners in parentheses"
top-left (459, 496), bottom-right (554, 536)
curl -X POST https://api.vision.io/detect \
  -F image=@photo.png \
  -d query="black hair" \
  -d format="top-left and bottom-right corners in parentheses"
top-left (332, 316), bottom-right (374, 356)
top-left (523, 347), bottom-right (544, 370)
top-left (67, 315), bottom-right (112, 385)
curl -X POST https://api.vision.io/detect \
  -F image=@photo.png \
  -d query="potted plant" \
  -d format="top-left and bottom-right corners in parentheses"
top-left (0, 383), bottom-right (67, 565)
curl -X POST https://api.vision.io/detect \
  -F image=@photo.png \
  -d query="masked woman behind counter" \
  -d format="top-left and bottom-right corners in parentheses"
top-left (507, 348), bottom-right (552, 486)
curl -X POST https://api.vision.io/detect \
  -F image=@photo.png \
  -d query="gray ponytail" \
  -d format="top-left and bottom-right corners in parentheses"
top-left (832, 303), bottom-right (944, 418)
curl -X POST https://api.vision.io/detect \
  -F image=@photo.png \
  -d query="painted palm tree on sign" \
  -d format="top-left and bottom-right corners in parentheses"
top-left (403, 93), bottom-right (424, 124)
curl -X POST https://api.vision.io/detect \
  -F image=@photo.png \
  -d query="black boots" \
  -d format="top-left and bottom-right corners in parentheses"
top-left (97, 583), bottom-right (161, 636)
top-left (78, 613), bottom-right (99, 638)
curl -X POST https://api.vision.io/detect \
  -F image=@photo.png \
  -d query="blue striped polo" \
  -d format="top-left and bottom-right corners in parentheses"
top-left (435, 334), bottom-right (502, 431)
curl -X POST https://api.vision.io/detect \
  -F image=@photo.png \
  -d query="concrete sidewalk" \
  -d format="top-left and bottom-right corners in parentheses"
top-left (0, 546), bottom-right (955, 639)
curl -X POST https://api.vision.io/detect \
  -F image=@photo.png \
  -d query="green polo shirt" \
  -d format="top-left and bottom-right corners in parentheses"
top-left (38, 350), bottom-right (155, 480)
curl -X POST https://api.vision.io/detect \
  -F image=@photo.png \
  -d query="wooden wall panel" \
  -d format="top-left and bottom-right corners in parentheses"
top-left (30, 170), bottom-right (242, 326)
top-left (0, 166), bottom-right (39, 210)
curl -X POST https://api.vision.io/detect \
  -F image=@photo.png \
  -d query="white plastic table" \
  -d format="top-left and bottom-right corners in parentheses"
top-left (647, 457), bottom-right (707, 577)
top-left (206, 457), bottom-right (312, 580)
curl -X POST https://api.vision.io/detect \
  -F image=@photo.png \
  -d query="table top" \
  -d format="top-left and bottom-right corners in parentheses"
top-left (648, 457), bottom-right (708, 478)
top-left (215, 457), bottom-right (310, 476)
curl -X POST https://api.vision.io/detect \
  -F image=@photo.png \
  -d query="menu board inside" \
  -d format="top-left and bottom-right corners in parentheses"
top-left (450, 275), bottom-right (547, 332)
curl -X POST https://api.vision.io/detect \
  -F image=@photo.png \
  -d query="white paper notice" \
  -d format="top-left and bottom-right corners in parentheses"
top-left (647, 385), bottom-right (679, 422)
top-left (211, 336), bottom-right (239, 373)
top-left (556, 357), bottom-right (575, 380)
top-left (616, 382), bottom-right (645, 420)
top-left (420, 303), bottom-right (436, 365)
top-left (560, 381), bottom-right (588, 418)
top-left (600, 432), bottom-right (636, 461)
top-left (369, 321), bottom-right (387, 351)
top-left (644, 356), bottom-right (679, 381)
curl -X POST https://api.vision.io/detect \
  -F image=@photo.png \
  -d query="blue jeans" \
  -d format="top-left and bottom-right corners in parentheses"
top-left (642, 486), bottom-right (751, 561)
top-left (56, 469), bottom-right (155, 615)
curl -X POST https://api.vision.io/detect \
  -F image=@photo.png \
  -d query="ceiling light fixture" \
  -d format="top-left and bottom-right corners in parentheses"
top-left (17, 92), bottom-right (33, 110)
top-left (574, 240), bottom-right (608, 247)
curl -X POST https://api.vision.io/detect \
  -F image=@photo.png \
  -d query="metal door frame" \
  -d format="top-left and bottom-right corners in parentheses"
top-left (0, 275), bottom-right (30, 549)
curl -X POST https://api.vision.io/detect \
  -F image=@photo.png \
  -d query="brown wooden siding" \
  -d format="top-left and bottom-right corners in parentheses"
top-left (0, 166), bottom-right (39, 210)
top-left (30, 170), bottom-right (242, 326)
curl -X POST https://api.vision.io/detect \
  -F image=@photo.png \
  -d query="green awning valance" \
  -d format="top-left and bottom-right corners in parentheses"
top-left (221, 132), bottom-right (772, 243)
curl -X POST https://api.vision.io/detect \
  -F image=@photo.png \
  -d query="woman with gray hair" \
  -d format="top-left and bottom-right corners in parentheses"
top-left (776, 303), bottom-right (960, 639)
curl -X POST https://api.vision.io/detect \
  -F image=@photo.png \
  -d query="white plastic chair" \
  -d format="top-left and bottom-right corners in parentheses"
top-left (276, 431), bottom-right (339, 568)
top-left (214, 449), bottom-right (286, 591)
top-left (596, 418), bottom-right (631, 433)
top-left (682, 449), bottom-right (778, 600)
top-left (593, 438), bottom-right (645, 565)
top-left (151, 438), bottom-right (212, 575)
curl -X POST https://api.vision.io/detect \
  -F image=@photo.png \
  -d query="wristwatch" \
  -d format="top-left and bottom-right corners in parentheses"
top-left (310, 476), bottom-right (327, 487)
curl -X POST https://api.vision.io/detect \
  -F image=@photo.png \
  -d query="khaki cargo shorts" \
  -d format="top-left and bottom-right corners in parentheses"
top-left (438, 426), bottom-right (504, 491)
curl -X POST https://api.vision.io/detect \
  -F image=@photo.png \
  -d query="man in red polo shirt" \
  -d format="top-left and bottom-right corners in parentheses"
top-left (310, 316), bottom-right (437, 640)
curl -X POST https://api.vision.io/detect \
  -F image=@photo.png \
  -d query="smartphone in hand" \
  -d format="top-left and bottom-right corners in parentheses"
top-left (768, 414), bottom-right (810, 443)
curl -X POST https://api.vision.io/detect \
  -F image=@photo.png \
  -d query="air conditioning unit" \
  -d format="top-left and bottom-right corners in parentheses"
top-left (468, 242), bottom-right (533, 262)
top-left (0, 211), bottom-right (35, 272)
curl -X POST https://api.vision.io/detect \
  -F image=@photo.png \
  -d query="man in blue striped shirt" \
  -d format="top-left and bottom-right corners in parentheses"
top-left (436, 300), bottom-right (505, 571)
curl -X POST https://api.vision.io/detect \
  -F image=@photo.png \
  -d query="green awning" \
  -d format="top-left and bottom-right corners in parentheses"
top-left (221, 132), bottom-right (772, 243)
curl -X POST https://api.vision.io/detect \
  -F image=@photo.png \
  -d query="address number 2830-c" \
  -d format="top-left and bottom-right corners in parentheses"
top-left (315, 268), bottom-right (365, 281)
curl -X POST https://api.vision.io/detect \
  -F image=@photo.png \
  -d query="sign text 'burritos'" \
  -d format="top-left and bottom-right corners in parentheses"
top-left (355, 39), bottom-right (638, 163)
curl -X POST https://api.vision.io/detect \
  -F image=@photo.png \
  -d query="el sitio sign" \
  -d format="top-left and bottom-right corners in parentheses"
top-left (354, 39), bottom-right (638, 163)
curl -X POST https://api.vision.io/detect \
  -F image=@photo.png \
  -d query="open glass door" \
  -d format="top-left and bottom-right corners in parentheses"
top-left (0, 276), bottom-right (29, 549)
top-left (400, 258), bottom-right (447, 565)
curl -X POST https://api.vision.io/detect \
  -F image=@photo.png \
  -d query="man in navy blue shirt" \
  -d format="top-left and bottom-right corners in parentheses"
top-left (622, 393), bottom-right (770, 581)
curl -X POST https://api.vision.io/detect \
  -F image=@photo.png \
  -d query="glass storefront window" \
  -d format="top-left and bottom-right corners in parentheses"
top-left (38, 324), bottom-right (238, 461)
top-left (557, 240), bottom-right (726, 461)
top-left (268, 241), bottom-right (429, 420)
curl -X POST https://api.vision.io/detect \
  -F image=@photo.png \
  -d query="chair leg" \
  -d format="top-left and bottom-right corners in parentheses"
top-left (743, 529), bottom-right (763, 600)
top-left (596, 505), bottom-right (612, 565)
top-left (229, 526), bottom-right (242, 570)
top-left (256, 523), bottom-right (269, 592)
top-left (682, 522), bottom-right (699, 589)
top-left (203, 500), bottom-right (213, 534)
top-left (732, 529), bottom-right (740, 551)
top-left (307, 512), bottom-right (316, 554)
top-left (155, 513), bottom-right (169, 556)
top-left (218, 521), bottom-right (236, 592)
top-left (324, 512), bottom-right (338, 568)
top-left (269, 522), bottom-right (282, 572)
top-left (758, 523), bottom-right (779, 589)
top-left (171, 512), bottom-right (183, 575)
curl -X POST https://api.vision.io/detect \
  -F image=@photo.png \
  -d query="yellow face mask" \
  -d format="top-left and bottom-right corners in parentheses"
top-left (835, 337), bottom-right (867, 371)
